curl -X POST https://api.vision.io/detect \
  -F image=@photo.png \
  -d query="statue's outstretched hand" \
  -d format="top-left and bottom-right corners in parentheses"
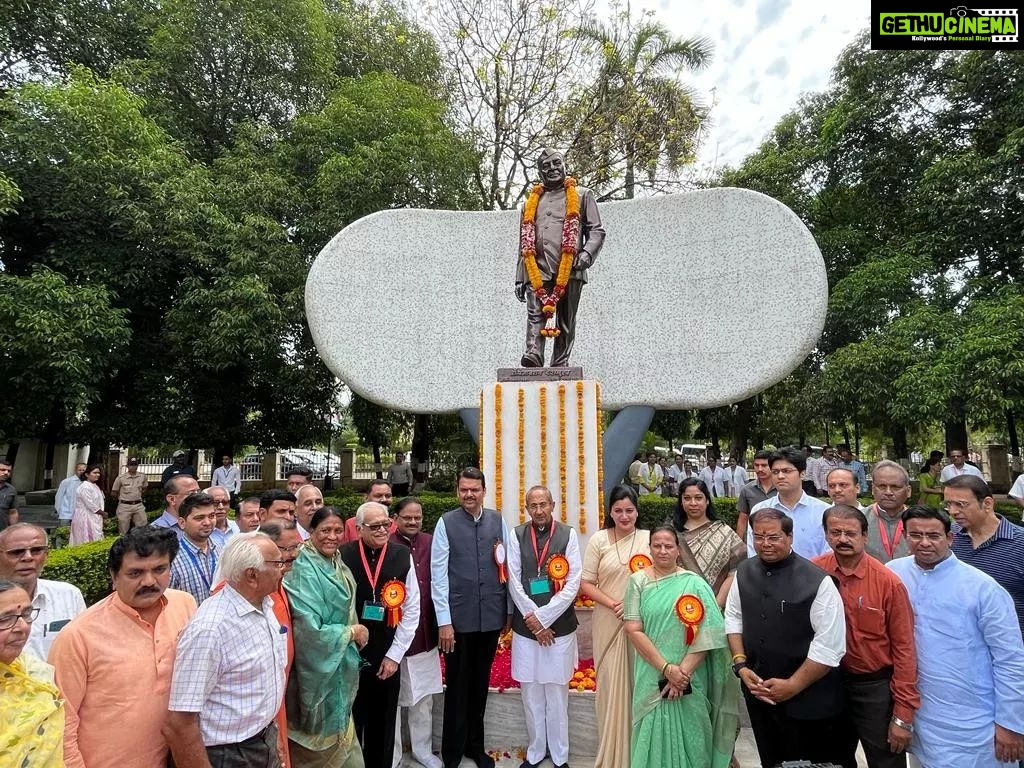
top-left (515, 282), bottom-right (528, 303)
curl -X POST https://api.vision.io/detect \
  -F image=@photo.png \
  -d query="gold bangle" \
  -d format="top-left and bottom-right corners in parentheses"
top-left (660, 661), bottom-right (670, 675)
top-left (731, 653), bottom-right (747, 663)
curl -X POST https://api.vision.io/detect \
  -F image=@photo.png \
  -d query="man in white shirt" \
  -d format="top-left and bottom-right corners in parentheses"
top-left (939, 448), bottom-right (985, 483)
top-left (813, 445), bottom-right (841, 496)
top-left (727, 507), bottom-right (847, 768)
top-left (0, 523), bottom-right (86, 659)
top-left (697, 457), bottom-right (729, 498)
top-left (747, 447), bottom-right (831, 559)
top-left (1011, 471), bottom-right (1024, 509)
top-left (54, 463), bottom-right (86, 524)
top-left (164, 532), bottom-right (288, 767)
top-left (211, 455), bottom-right (242, 507)
top-left (726, 457), bottom-right (749, 497)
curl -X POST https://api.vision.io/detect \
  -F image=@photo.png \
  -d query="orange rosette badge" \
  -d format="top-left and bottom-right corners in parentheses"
top-left (675, 593), bottom-right (705, 645)
top-left (382, 579), bottom-right (407, 628)
top-left (628, 554), bottom-right (653, 573)
top-left (547, 554), bottom-right (570, 593)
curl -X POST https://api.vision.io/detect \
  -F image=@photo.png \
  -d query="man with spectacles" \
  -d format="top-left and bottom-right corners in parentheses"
top-left (165, 532), bottom-right (288, 768)
top-left (342, 502), bottom-right (420, 768)
top-left (389, 497), bottom-right (443, 768)
top-left (938, 448), bottom-right (984, 483)
top-left (888, 506), bottom-right (1024, 768)
top-left (946, 475), bottom-right (1024, 636)
top-left (507, 486), bottom-right (581, 768)
top-left (0, 522), bottom-right (86, 659)
top-left (747, 446), bottom-right (830, 559)
top-left (864, 460), bottom-right (913, 564)
top-left (727, 507), bottom-right (847, 768)
top-left (813, 505), bottom-right (919, 767)
top-left (207, 486), bottom-right (237, 549)
top-left (49, 527), bottom-right (196, 768)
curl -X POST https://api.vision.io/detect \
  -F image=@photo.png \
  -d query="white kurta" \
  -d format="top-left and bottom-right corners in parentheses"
top-left (507, 524), bottom-right (583, 684)
top-left (398, 647), bottom-right (443, 706)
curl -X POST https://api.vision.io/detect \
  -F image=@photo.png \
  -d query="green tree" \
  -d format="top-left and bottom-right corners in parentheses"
top-left (0, 267), bottom-right (127, 467)
top-left (558, 2), bottom-right (712, 198)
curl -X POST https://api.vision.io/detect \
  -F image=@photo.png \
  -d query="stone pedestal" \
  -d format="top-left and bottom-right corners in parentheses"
top-left (985, 443), bottom-right (1011, 492)
top-left (479, 379), bottom-right (604, 548)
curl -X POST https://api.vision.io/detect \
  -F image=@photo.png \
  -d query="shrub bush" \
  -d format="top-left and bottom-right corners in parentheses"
top-left (42, 539), bottom-right (116, 605)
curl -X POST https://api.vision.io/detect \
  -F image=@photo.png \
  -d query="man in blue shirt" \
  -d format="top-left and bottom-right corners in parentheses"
top-left (889, 505), bottom-right (1024, 767)
top-left (946, 475), bottom-right (1024, 636)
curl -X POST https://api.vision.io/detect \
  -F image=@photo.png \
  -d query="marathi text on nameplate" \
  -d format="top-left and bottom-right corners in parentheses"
top-left (497, 367), bottom-right (584, 382)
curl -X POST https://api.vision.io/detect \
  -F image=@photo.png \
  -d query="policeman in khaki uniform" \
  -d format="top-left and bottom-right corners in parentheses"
top-left (111, 457), bottom-right (148, 533)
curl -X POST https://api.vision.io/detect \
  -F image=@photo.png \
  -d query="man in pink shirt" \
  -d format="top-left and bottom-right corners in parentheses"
top-left (48, 526), bottom-right (197, 768)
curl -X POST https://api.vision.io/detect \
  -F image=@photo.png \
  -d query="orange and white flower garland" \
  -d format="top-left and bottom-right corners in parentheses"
top-left (596, 384), bottom-right (605, 521)
top-left (517, 389), bottom-right (526, 523)
top-left (494, 384), bottom-right (503, 512)
top-left (539, 387), bottom-right (548, 486)
top-left (577, 381), bottom-right (587, 533)
top-left (558, 384), bottom-right (568, 522)
top-left (520, 178), bottom-right (581, 338)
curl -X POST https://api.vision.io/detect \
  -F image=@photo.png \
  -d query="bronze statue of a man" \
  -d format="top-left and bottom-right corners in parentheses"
top-left (515, 149), bottom-right (605, 368)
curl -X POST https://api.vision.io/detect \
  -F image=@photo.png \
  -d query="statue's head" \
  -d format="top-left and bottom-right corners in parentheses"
top-left (537, 148), bottom-right (567, 190)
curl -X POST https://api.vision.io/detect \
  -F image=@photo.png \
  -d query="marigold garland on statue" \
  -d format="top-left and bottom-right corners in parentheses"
top-left (494, 384), bottom-right (503, 513)
top-left (539, 386), bottom-right (548, 487)
top-left (576, 381), bottom-right (586, 533)
top-left (596, 384), bottom-right (605, 519)
top-left (478, 391), bottom-right (484, 467)
top-left (517, 389), bottom-right (526, 522)
top-left (558, 384), bottom-right (568, 522)
top-left (520, 178), bottom-right (581, 338)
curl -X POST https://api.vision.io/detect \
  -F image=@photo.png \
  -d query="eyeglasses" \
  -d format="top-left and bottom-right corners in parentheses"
top-left (362, 521), bottom-right (390, 531)
top-left (3, 546), bottom-right (49, 558)
top-left (770, 468), bottom-right (798, 476)
top-left (211, 499), bottom-right (230, 506)
top-left (0, 607), bottom-right (40, 630)
top-left (907, 531), bottom-right (946, 542)
top-left (942, 500), bottom-right (973, 512)
top-left (263, 559), bottom-right (288, 569)
top-left (874, 484), bottom-right (908, 493)
top-left (277, 544), bottom-right (302, 554)
top-left (752, 534), bottom-right (786, 544)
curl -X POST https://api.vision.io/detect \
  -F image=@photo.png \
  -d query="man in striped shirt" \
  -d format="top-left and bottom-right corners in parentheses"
top-left (947, 475), bottom-right (1024, 636)
top-left (169, 493), bottom-right (219, 604)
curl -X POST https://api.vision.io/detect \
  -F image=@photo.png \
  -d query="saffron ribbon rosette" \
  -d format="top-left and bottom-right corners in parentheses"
top-left (520, 177), bottom-right (581, 337)
top-left (494, 541), bottom-right (507, 584)
top-left (628, 553), bottom-right (653, 573)
top-left (382, 579), bottom-right (407, 628)
top-left (547, 554), bottom-right (570, 593)
top-left (675, 593), bottom-right (705, 645)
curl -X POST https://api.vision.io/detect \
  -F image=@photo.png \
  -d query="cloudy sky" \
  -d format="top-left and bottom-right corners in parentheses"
top-left (620, 0), bottom-right (870, 173)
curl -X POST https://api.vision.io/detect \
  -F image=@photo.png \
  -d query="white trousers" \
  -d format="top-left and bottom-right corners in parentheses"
top-left (392, 694), bottom-right (441, 768)
top-left (521, 681), bottom-right (569, 765)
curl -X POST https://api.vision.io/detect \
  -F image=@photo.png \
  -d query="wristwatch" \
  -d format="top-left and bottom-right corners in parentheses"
top-left (891, 716), bottom-right (914, 732)
top-left (732, 661), bottom-right (749, 678)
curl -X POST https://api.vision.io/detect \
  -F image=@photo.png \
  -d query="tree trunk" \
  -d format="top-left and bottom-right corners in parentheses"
top-left (42, 401), bottom-right (67, 489)
top-left (4, 441), bottom-right (20, 465)
top-left (410, 414), bottom-right (432, 485)
top-left (944, 419), bottom-right (969, 453)
top-left (890, 424), bottom-right (909, 460)
top-left (730, 397), bottom-right (754, 463)
top-left (1006, 409), bottom-right (1020, 459)
top-left (854, 420), bottom-right (861, 456)
top-left (842, 424), bottom-right (852, 449)
top-left (372, 442), bottom-right (383, 480)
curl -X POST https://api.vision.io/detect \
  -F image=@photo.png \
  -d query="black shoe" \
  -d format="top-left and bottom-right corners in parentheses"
top-left (519, 762), bottom-right (541, 768)
top-left (468, 753), bottom-right (495, 768)
top-left (553, 763), bottom-right (570, 768)
top-left (520, 354), bottom-right (542, 368)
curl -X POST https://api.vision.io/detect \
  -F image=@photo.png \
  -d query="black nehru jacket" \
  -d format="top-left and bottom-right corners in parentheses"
top-left (341, 539), bottom-right (412, 668)
top-left (736, 552), bottom-right (843, 719)
top-left (511, 521), bottom-right (578, 640)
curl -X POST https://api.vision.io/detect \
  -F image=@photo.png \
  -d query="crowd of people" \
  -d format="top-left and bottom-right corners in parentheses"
top-left (1, 447), bottom-right (1023, 768)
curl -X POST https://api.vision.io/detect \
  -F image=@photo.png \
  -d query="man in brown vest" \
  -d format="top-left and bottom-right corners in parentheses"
top-left (508, 486), bottom-right (581, 768)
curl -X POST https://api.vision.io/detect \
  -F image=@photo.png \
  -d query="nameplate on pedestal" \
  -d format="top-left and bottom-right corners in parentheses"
top-left (497, 367), bottom-right (584, 382)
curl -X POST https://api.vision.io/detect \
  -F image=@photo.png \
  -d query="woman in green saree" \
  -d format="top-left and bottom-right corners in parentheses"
top-left (284, 507), bottom-right (369, 768)
top-left (624, 525), bottom-right (739, 768)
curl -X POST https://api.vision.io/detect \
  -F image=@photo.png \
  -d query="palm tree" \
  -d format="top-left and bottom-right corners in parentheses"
top-left (560, 4), bottom-right (712, 198)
